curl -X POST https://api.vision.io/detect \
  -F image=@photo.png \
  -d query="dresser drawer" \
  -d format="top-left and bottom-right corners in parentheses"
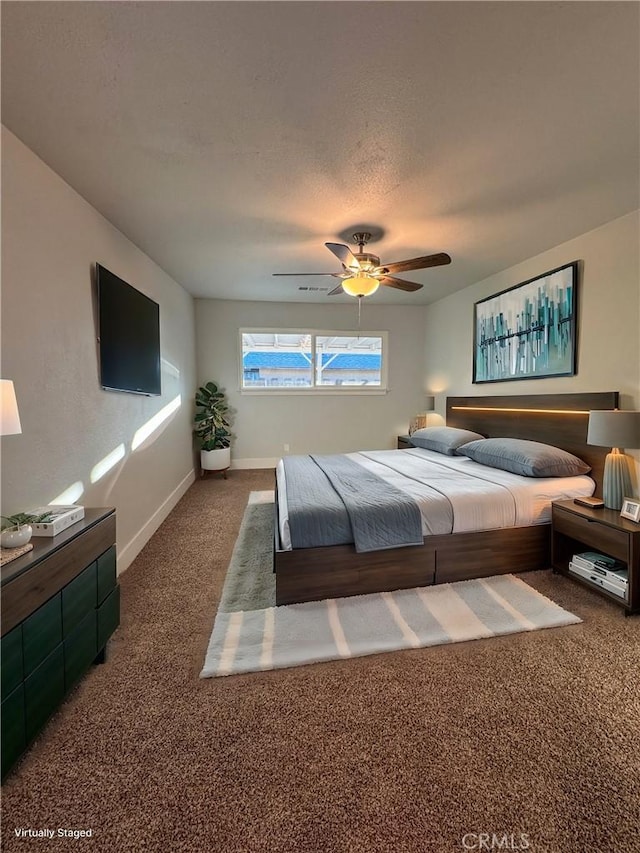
top-left (97, 586), bottom-right (120, 651)
top-left (62, 561), bottom-right (97, 636)
top-left (553, 507), bottom-right (629, 563)
top-left (1, 625), bottom-right (24, 699)
top-left (1, 684), bottom-right (25, 780)
top-left (22, 595), bottom-right (63, 675)
top-left (24, 645), bottom-right (65, 743)
top-left (64, 610), bottom-right (98, 691)
top-left (97, 546), bottom-right (117, 605)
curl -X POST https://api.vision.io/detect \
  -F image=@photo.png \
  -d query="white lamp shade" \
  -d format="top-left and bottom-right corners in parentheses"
top-left (424, 395), bottom-right (435, 412)
top-left (0, 380), bottom-right (22, 436)
top-left (587, 410), bottom-right (640, 449)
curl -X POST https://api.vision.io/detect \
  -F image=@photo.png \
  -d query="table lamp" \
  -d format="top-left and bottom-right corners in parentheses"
top-left (587, 410), bottom-right (640, 510)
top-left (409, 396), bottom-right (436, 434)
top-left (0, 379), bottom-right (22, 435)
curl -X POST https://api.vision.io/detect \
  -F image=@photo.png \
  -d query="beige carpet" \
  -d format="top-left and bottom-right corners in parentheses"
top-left (2, 469), bottom-right (639, 853)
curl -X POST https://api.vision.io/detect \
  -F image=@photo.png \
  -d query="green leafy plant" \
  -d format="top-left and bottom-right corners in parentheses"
top-left (1, 511), bottom-right (55, 531)
top-left (194, 382), bottom-right (233, 450)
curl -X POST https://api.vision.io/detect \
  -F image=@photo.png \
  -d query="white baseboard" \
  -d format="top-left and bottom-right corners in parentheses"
top-left (230, 457), bottom-right (278, 469)
top-left (117, 468), bottom-right (197, 574)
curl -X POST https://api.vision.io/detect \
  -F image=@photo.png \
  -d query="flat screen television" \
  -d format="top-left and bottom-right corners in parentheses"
top-left (97, 263), bottom-right (161, 396)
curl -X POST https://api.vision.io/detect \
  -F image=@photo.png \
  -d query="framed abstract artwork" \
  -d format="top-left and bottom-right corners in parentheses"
top-left (473, 261), bottom-right (578, 384)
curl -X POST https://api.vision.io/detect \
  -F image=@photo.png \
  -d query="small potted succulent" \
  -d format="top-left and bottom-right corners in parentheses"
top-left (0, 511), bottom-right (54, 549)
top-left (194, 381), bottom-right (233, 473)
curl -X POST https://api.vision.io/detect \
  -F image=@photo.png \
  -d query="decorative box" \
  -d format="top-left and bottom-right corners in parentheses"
top-left (28, 505), bottom-right (85, 537)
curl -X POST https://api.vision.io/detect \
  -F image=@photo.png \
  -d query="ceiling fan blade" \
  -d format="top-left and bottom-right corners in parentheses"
top-left (380, 275), bottom-right (423, 292)
top-left (327, 283), bottom-right (345, 296)
top-left (325, 242), bottom-right (360, 270)
top-left (380, 253), bottom-right (452, 275)
top-left (272, 272), bottom-right (339, 276)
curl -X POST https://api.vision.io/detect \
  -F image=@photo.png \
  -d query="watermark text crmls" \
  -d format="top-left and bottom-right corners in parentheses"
top-left (14, 828), bottom-right (94, 840)
top-left (462, 833), bottom-right (530, 850)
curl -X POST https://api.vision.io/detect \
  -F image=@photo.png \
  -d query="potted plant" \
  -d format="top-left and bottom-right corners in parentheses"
top-left (194, 381), bottom-right (233, 474)
top-left (0, 511), bottom-right (54, 549)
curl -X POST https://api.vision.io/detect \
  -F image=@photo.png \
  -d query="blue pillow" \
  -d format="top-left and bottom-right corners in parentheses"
top-left (409, 426), bottom-right (485, 456)
top-left (456, 438), bottom-right (591, 477)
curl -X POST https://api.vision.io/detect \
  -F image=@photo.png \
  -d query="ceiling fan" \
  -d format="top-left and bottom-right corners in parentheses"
top-left (273, 232), bottom-right (451, 297)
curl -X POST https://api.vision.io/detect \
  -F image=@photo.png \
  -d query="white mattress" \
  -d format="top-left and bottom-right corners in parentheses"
top-left (276, 447), bottom-right (595, 550)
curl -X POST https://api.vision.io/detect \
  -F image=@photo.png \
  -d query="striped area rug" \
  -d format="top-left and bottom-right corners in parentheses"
top-left (200, 572), bottom-right (581, 678)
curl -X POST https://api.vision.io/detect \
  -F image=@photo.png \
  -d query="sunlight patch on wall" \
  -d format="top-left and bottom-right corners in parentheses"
top-left (161, 357), bottom-right (180, 379)
top-left (131, 395), bottom-right (182, 451)
top-left (50, 481), bottom-right (85, 505)
top-left (90, 443), bottom-right (126, 484)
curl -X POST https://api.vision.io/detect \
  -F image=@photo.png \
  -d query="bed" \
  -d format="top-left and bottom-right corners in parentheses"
top-left (273, 392), bottom-right (618, 605)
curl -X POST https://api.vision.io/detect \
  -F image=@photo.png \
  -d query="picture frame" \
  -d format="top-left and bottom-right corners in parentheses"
top-left (473, 261), bottom-right (578, 384)
top-left (620, 498), bottom-right (640, 523)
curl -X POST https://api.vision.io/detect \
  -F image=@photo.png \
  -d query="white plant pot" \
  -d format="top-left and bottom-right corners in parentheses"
top-left (1, 525), bottom-right (33, 549)
top-left (201, 447), bottom-right (231, 471)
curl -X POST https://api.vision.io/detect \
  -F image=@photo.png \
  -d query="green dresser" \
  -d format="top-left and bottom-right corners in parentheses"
top-left (0, 508), bottom-right (118, 781)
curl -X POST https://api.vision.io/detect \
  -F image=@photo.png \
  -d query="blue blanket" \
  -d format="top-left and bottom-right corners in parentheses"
top-left (282, 454), bottom-right (423, 553)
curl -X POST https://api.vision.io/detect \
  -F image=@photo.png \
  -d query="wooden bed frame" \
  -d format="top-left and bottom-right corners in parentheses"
top-left (274, 391), bottom-right (618, 605)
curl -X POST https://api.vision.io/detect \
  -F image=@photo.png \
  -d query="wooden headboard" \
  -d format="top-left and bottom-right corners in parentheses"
top-left (446, 392), bottom-right (619, 494)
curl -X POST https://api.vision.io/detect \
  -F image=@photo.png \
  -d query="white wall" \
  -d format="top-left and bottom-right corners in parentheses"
top-left (195, 300), bottom-right (428, 465)
top-left (424, 210), bottom-right (640, 486)
top-left (1, 128), bottom-right (198, 570)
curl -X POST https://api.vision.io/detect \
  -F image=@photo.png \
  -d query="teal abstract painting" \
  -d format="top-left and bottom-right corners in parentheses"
top-left (474, 262), bottom-right (578, 383)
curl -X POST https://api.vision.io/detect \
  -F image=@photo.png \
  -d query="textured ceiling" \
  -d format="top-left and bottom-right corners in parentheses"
top-left (2, 1), bottom-right (638, 304)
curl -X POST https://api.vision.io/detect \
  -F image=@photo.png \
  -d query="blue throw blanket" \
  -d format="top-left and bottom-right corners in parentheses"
top-left (282, 454), bottom-right (423, 553)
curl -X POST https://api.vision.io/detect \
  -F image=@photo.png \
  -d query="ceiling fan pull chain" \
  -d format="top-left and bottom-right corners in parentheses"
top-left (357, 294), bottom-right (362, 334)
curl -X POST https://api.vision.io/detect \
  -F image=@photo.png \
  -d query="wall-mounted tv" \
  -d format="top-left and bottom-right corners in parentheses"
top-left (97, 263), bottom-right (161, 396)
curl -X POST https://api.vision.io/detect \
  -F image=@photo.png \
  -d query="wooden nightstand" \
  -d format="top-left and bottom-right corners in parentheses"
top-left (551, 499), bottom-right (639, 615)
top-left (397, 435), bottom-right (413, 449)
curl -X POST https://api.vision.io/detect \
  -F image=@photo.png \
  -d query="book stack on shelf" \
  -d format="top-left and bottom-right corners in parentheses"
top-left (569, 551), bottom-right (629, 601)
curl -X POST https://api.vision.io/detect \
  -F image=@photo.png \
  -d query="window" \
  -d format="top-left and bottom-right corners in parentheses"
top-left (240, 330), bottom-right (388, 393)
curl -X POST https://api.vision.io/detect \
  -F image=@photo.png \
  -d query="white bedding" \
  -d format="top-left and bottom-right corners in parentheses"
top-left (276, 447), bottom-right (595, 550)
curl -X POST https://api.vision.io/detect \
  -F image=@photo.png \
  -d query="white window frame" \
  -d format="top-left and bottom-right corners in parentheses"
top-left (239, 328), bottom-right (389, 395)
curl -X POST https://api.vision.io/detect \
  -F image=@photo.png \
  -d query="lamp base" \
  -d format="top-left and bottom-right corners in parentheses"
top-left (602, 450), bottom-right (632, 511)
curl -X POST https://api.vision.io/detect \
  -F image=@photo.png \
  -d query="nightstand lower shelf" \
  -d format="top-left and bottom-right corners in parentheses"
top-left (551, 500), bottom-right (639, 615)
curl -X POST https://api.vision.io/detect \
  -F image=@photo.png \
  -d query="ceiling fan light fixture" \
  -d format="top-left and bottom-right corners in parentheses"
top-left (341, 273), bottom-right (380, 298)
